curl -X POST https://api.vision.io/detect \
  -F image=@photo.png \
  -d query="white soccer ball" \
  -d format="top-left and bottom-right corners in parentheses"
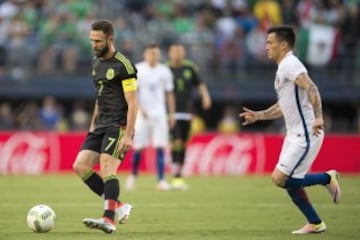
top-left (26, 204), bottom-right (56, 233)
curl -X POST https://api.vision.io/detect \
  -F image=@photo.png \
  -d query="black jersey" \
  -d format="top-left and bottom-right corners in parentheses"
top-left (168, 60), bottom-right (201, 113)
top-left (92, 51), bottom-right (137, 129)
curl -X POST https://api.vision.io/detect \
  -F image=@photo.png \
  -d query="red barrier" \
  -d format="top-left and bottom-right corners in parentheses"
top-left (0, 132), bottom-right (359, 175)
top-left (183, 133), bottom-right (360, 175)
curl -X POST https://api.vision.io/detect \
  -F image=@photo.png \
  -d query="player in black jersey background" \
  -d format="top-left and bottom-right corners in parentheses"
top-left (167, 43), bottom-right (212, 190)
top-left (72, 20), bottom-right (137, 233)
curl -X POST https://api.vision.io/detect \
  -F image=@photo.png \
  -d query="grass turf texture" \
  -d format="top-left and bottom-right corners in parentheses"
top-left (0, 174), bottom-right (359, 240)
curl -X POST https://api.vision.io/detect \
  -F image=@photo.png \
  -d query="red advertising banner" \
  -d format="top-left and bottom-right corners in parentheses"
top-left (0, 132), bottom-right (359, 175)
top-left (183, 133), bottom-right (360, 175)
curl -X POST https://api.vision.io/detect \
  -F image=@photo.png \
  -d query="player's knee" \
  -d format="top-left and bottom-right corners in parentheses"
top-left (271, 174), bottom-right (286, 188)
top-left (72, 160), bottom-right (88, 176)
top-left (72, 160), bottom-right (81, 174)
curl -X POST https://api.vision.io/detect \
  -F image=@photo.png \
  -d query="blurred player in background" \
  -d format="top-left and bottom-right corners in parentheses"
top-left (168, 43), bottom-right (211, 190)
top-left (240, 25), bottom-right (341, 234)
top-left (125, 44), bottom-right (175, 191)
top-left (72, 20), bottom-right (137, 234)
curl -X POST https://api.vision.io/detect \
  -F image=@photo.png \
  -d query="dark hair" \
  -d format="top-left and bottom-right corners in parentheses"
top-left (91, 20), bottom-right (114, 37)
top-left (144, 43), bottom-right (160, 50)
top-left (267, 25), bottom-right (295, 48)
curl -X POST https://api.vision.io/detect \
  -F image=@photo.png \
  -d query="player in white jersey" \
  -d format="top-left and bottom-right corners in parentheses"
top-left (125, 44), bottom-right (175, 191)
top-left (240, 25), bottom-right (341, 234)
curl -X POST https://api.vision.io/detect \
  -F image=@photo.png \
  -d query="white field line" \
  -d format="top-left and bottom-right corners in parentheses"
top-left (1, 202), bottom-right (359, 209)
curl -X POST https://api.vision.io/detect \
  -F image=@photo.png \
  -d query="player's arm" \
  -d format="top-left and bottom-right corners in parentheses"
top-left (166, 90), bottom-right (176, 129)
top-left (295, 73), bottom-right (324, 135)
top-left (89, 100), bottom-right (99, 132)
top-left (197, 83), bottom-right (212, 110)
top-left (118, 78), bottom-right (138, 152)
top-left (239, 103), bottom-right (282, 125)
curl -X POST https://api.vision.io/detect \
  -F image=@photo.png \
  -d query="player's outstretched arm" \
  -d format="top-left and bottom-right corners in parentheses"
top-left (239, 107), bottom-right (259, 125)
top-left (239, 103), bottom-right (282, 126)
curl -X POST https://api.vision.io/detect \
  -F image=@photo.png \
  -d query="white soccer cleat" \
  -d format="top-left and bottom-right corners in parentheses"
top-left (116, 203), bottom-right (133, 224)
top-left (171, 178), bottom-right (189, 191)
top-left (83, 217), bottom-right (116, 234)
top-left (325, 170), bottom-right (341, 204)
top-left (156, 179), bottom-right (172, 191)
top-left (125, 175), bottom-right (136, 190)
top-left (291, 221), bottom-right (326, 234)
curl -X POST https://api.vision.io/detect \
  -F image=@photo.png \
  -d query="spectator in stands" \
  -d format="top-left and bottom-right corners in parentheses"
top-left (0, 102), bottom-right (14, 129)
top-left (182, 15), bottom-right (215, 76)
top-left (0, 16), bottom-right (8, 78)
top-left (54, 104), bottom-right (70, 132)
top-left (113, 16), bottom-right (136, 59)
top-left (190, 113), bottom-right (206, 137)
top-left (77, 9), bottom-right (97, 68)
top-left (16, 102), bottom-right (42, 130)
top-left (253, 0), bottom-right (283, 30)
top-left (296, 0), bottom-right (319, 29)
top-left (38, 96), bottom-right (61, 130)
top-left (214, 10), bottom-right (243, 74)
top-left (281, 0), bottom-right (298, 26)
top-left (70, 101), bottom-right (90, 130)
top-left (340, 2), bottom-right (358, 81)
top-left (245, 23), bottom-right (268, 65)
top-left (217, 105), bottom-right (240, 134)
top-left (7, 12), bottom-right (31, 81)
top-left (38, 12), bottom-right (79, 73)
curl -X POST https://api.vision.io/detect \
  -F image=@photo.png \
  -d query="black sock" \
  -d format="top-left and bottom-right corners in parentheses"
top-left (103, 176), bottom-right (120, 221)
top-left (82, 170), bottom-right (104, 197)
top-left (172, 150), bottom-right (185, 178)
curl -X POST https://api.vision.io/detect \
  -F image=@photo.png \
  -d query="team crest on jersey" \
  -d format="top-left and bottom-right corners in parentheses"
top-left (183, 69), bottom-right (192, 80)
top-left (106, 68), bottom-right (115, 80)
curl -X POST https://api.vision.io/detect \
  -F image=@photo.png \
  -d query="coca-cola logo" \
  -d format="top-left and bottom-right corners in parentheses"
top-left (0, 132), bottom-right (60, 174)
top-left (183, 134), bottom-right (265, 176)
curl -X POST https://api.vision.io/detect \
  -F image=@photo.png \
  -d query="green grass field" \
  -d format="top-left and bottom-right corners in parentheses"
top-left (0, 174), bottom-right (359, 240)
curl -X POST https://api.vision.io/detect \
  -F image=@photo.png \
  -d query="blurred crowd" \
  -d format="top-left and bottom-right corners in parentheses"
top-left (1, 97), bottom-right (359, 134)
top-left (0, 0), bottom-right (358, 81)
top-left (0, 97), bottom-right (91, 131)
top-left (0, 0), bottom-right (359, 133)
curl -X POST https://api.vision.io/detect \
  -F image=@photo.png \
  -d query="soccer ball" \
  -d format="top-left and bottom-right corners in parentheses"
top-left (26, 204), bottom-right (56, 233)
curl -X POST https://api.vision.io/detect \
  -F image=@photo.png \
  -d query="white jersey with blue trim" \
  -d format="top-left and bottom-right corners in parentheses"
top-left (135, 61), bottom-right (174, 117)
top-left (274, 51), bottom-right (315, 138)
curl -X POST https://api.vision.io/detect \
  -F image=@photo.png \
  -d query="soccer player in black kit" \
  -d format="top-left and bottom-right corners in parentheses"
top-left (167, 43), bottom-right (211, 190)
top-left (72, 20), bottom-right (138, 234)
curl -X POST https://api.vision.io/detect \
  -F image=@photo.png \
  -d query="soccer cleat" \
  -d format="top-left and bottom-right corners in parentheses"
top-left (125, 175), bottom-right (136, 190)
top-left (325, 170), bottom-right (341, 204)
top-left (291, 221), bottom-right (326, 234)
top-left (116, 203), bottom-right (133, 224)
top-left (156, 179), bottom-right (171, 191)
top-left (171, 178), bottom-right (189, 191)
top-left (83, 217), bottom-right (116, 234)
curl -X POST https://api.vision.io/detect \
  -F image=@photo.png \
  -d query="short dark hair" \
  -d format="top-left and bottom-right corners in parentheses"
top-left (267, 25), bottom-right (296, 48)
top-left (91, 20), bottom-right (114, 37)
top-left (144, 43), bottom-right (160, 50)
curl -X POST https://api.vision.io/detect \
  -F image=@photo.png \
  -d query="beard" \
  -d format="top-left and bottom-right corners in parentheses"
top-left (94, 44), bottom-right (109, 58)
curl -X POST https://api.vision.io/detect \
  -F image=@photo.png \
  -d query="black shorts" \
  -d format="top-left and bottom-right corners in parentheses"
top-left (80, 126), bottom-right (126, 160)
top-left (171, 120), bottom-right (191, 142)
